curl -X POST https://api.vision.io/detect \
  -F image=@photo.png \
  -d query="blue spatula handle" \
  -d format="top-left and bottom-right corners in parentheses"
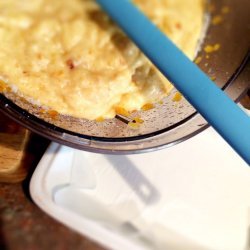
top-left (96, 0), bottom-right (250, 165)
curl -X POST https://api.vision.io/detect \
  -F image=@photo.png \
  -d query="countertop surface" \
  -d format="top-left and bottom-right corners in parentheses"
top-left (0, 134), bottom-right (106, 250)
top-left (0, 124), bottom-right (104, 250)
top-left (0, 182), bottom-right (104, 250)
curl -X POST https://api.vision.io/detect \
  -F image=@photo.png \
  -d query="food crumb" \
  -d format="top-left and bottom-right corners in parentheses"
top-left (133, 117), bottom-right (144, 124)
top-left (222, 6), bottom-right (230, 14)
top-left (128, 121), bottom-right (140, 129)
top-left (95, 117), bottom-right (105, 122)
top-left (48, 110), bottom-right (59, 119)
top-left (195, 56), bottom-right (202, 64)
top-left (0, 80), bottom-right (7, 92)
top-left (115, 107), bottom-right (130, 117)
top-left (204, 43), bottom-right (221, 53)
top-left (212, 15), bottom-right (223, 25)
top-left (204, 45), bottom-right (214, 53)
top-left (39, 108), bottom-right (46, 114)
top-left (214, 43), bottom-right (221, 51)
top-left (173, 92), bottom-right (182, 102)
top-left (210, 76), bottom-right (216, 81)
top-left (142, 103), bottom-right (154, 111)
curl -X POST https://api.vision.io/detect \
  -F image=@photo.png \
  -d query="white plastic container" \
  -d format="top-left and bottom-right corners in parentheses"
top-left (30, 121), bottom-right (250, 250)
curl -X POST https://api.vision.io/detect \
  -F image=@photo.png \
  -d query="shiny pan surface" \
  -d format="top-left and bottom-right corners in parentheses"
top-left (0, 0), bottom-right (249, 153)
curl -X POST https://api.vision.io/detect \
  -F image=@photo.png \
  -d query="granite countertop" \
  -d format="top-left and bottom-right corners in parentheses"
top-left (0, 134), bottom-right (104, 250)
top-left (0, 183), bottom-right (105, 250)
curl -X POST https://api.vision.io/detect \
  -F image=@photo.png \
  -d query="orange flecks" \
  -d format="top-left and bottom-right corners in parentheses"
top-left (115, 107), bottom-right (130, 117)
top-left (172, 92), bottom-right (182, 102)
top-left (204, 45), bottom-right (214, 53)
top-left (175, 22), bottom-right (182, 30)
top-left (204, 43), bottom-right (221, 53)
top-left (210, 76), bottom-right (216, 81)
top-left (39, 108), bottom-right (46, 114)
top-left (133, 117), bottom-right (144, 124)
top-left (212, 15), bottom-right (223, 25)
top-left (142, 103), bottom-right (154, 111)
top-left (0, 80), bottom-right (7, 92)
top-left (0, 85), bottom-right (5, 92)
top-left (95, 117), bottom-right (105, 122)
top-left (128, 121), bottom-right (140, 129)
top-left (214, 43), bottom-right (221, 51)
top-left (6, 86), bottom-right (11, 92)
top-left (195, 56), bottom-right (202, 64)
top-left (48, 110), bottom-right (59, 119)
top-left (222, 6), bottom-right (230, 14)
top-left (66, 59), bottom-right (75, 70)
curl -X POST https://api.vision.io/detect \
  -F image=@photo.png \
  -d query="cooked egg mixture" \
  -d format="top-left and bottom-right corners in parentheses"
top-left (0, 0), bottom-right (204, 120)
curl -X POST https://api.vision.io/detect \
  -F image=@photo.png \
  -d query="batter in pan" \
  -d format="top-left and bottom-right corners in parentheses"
top-left (0, 0), bottom-right (204, 120)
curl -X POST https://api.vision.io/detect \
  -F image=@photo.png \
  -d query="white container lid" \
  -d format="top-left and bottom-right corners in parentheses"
top-left (30, 109), bottom-right (250, 250)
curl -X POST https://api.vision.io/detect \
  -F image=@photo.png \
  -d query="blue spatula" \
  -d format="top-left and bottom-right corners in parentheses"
top-left (96, 0), bottom-right (250, 165)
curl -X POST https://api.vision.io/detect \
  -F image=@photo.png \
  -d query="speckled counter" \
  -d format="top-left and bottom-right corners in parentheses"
top-left (0, 179), bottom-right (104, 250)
top-left (0, 127), bottom-right (105, 250)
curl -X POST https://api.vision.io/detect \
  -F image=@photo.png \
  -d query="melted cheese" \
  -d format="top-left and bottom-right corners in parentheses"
top-left (0, 0), bottom-right (204, 120)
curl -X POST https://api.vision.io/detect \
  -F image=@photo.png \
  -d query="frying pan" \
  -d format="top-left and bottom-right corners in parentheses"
top-left (0, 0), bottom-right (249, 153)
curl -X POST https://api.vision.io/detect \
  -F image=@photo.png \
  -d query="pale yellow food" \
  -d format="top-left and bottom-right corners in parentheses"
top-left (0, 0), bottom-right (204, 120)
